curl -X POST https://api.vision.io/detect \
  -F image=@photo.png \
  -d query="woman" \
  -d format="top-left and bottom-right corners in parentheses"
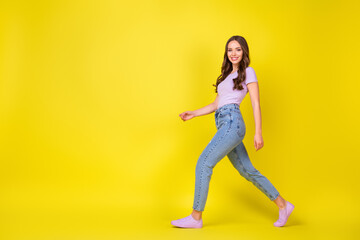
top-left (171, 35), bottom-right (294, 228)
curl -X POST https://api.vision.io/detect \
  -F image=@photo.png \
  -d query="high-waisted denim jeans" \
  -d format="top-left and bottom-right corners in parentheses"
top-left (192, 103), bottom-right (280, 211)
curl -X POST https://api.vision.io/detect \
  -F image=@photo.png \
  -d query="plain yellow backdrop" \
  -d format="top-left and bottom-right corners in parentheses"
top-left (0, 0), bottom-right (359, 239)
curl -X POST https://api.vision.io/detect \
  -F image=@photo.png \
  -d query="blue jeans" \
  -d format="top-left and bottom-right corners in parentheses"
top-left (192, 103), bottom-right (280, 211)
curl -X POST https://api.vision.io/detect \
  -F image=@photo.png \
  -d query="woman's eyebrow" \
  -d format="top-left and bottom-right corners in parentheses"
top-left (228, 47), bottom-right (242, 50)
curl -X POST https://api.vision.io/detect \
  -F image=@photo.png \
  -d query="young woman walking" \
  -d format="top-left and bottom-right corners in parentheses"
top-left (171, 35), bottom-right (294, 228)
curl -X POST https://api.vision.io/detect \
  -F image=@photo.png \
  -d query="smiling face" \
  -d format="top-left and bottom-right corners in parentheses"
top-left (227, 40), bottom-right (243, 67)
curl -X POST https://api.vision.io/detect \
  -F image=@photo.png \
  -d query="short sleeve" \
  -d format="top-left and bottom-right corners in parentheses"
top-left (245, 67), bottom-right (258, 85)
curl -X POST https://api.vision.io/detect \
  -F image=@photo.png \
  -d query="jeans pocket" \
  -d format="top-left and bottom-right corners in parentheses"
top-left (216, 112), bottom-right (231, 130)
top-left (236, 116), bottom-right (246, 138)
top-left (219, 111), bottom-right (231, 119)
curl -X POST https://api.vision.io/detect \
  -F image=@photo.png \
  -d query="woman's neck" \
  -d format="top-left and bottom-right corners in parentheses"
top-left (232, 63), bottom-right (239, 72)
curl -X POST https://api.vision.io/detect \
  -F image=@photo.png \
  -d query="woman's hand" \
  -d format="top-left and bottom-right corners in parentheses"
top-left (254, 133), bottom-right (264, 151)
top-left (179, 111), bottom-right (196, 121)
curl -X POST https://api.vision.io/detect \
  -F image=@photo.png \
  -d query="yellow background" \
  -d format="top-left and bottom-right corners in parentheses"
top-left (1, 0), bottom-right (359, 239)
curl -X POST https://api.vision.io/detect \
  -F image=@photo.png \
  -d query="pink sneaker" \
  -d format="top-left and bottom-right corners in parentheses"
top-left (171, 214), bottom-right (203, 228)
top-left (274, 201), bottom-right (295, 227)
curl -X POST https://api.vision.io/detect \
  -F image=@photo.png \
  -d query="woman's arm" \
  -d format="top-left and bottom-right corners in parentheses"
top-left (193, 94), bottom-right (219, 117)
top-left (247, 82), bottom-right (264, 151)
top-left (179, 95), bottom-right (219, 121)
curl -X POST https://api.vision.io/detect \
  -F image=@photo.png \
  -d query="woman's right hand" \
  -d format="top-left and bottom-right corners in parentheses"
top-left (179, 111), bottom-right (196, 121)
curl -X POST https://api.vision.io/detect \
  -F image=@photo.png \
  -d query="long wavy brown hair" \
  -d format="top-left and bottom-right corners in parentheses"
top-left (213, 35), bottom-right (250, 93)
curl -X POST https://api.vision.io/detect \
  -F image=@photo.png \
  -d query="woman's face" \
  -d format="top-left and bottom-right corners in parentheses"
top-left (227, 40), bottom-right (243, 66)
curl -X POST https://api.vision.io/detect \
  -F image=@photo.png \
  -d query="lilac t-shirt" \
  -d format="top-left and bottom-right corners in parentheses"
top-left (217, 66), bottom-right (258, 109)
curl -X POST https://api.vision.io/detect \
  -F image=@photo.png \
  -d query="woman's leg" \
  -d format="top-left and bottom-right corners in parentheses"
top-left (273, 195), bottom-right (287, 209)
top-left (227, 139), bottom-right (295, 227)
top-left (227, 141), bottom-right (280, 201)
top-left (171, 116), bottom-right (241, 228)
top-left (192, 118), bottom-right (242, 213)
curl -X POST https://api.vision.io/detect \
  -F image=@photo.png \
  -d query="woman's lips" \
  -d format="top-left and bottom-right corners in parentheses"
top-left (231, 57), bottom-right (239, 60)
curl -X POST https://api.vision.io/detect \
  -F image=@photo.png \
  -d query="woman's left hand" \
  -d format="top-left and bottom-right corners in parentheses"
top-left (254, 133), bottom-right (264, 151)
